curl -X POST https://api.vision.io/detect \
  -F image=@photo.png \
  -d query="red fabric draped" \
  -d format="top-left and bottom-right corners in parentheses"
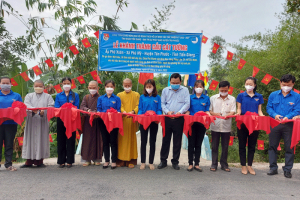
top-left (47, 107), bottom-right (81, 139)
top-left (183, 114), bottom-right (216, 137)
top-left (89, 112), bottom-right (124, 136)
top-left (131, 114), bottom-right (166, 136)
top-left (236, 114), bottom-right (279, 135)
top-left (0, 107), bottom-right (27, 125)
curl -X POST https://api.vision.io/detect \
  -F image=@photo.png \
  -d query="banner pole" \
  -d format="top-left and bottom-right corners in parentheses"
top-left (199, 30), bottom-right (203, 73)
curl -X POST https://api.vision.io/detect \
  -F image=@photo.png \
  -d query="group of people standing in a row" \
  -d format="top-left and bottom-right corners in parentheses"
top-left (0, 73), bottom-right (299, 178)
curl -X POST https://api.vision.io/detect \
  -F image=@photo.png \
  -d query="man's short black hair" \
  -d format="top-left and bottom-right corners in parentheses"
top-left (280, 74), bottom-right (296, 83)
top-left (0, 77), bottom-right (10, 83)
top-left (219, 81), bottom-right (230, 88)
top-left (170, 73), bottom-right (181, 81)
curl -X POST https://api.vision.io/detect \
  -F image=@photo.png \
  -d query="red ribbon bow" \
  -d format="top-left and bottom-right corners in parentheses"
top-left (106, 107), bottom-right (118, 121)
top-left (11, 101), bottom-right (27, 109)
top-left (144, 110), bottom-right (157, 116)
top-left (61, 103), bottom-right (76, 109)
top-left (194, 111), bottom-right (209, 116)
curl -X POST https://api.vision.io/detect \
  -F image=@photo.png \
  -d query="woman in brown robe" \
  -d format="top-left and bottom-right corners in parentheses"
top-left (80, 81), bottom-right (103, 166)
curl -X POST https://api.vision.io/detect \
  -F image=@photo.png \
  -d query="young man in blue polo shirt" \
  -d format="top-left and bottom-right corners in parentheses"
top-left (266, 74), bottom-right (300, 178)
top-left (0, 77), bottom-right (22, 171)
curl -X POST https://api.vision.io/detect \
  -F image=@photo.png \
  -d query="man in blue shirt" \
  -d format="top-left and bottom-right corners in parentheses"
top-left (158, 73), bottom-right (190, 170)
top-left (0, 77), bottom-right (22, 171)
top-left (266, 74), bottom-right (300, 178)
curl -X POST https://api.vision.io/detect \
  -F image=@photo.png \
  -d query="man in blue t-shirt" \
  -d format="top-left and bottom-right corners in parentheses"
top-left (266, 74), bottom-right (300, 178)
top-left (0, 77), bottom-right (22, 171)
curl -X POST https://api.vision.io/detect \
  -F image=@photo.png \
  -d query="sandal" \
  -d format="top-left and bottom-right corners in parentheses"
top-left (6, 166), bottom-right (17, 171)
top-left (221, 167), bottom-right (231, 172)
top-left (128, 164), bottom-right (135, 168)
top-left (210, 167), bottom-right (217, 172)
top-left (94, 162), bottom-right (101, 166)
top-left (83, 162), bottom-right (91, 167)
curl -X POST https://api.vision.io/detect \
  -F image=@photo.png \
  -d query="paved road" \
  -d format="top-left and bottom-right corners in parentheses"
top-left (1, 165), bottom-right (300, 199)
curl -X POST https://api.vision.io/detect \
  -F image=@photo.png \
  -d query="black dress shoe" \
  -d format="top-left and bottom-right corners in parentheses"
top-left (194, 166), bottom-right (203, 172)
top-left (66, 164), bottom-right (72, 168)
top-left (284, 171), bottom-right (292, 178)
top-left (20, 164), bottom-right (32, 168)
top-left (103, 165), bottom-right (109, 169)
top-left (111, 166), bottom-right (117, 170)
top-left (172, 164), bottom-right (180, 170)
top-left (37, 164), bottom-right (46, 168)
top-left (267, 169), bottom-right (278, 175)
top-left (157, 162), bottom-right (167, 169)
top-left (58, 164), bottom-right (65, 168)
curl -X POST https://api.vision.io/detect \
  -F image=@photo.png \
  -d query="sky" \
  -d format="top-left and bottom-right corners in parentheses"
top-left (4, 0), bottom-right (286, 73)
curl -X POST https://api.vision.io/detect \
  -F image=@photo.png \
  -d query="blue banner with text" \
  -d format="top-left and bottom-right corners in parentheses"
top-left (98, 31), bottom-right (202, 74)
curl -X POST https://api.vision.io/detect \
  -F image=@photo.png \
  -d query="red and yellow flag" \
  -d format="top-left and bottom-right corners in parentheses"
top-left (69, 45), bottom-right (79, 55)
top-left (17, 137), bottom-right (24, 146)
top-left (229, 136), bottom-right (234, 146)
top-left (82, 38), bottom-right (91, 48)
top-left (294, 89), bottom-right (300, 94)
top-left (238, 58), bottom-right (246, 70)
top-left (195, 73), bottom-right (204, 81)
top-left (45, 59), bottom-right (54, 68)
top-left (202, 35), bottom-right (208, 44)
top-left (20, 72), bottom-right (30, 82)
top-left (209, 80), bottom-right (219, 91)
top-left (90, 71), bottom-right (102, 84)
top-left (11, 78), bottom-right (18, 86)
top-left (49, 134), bottom-right (53, 143)
top-left (261, 74), bottom-right (272, 85)
top-left (226, 51), bottom-right (234, 61)
top-left (94, 30), bottom-right (99, 39)
top-left (77, 76), bottom-right (85, 84)
top-left (138, 73), bottom-right (154, 84)
top-left (212, 43), bottom-right (220, 54)
top-left (71, 79), bottom-right (76, 89)
top-left (54, 84), bottom-right (62, 93)
top-left (32, 65), bottom-right (42, 76)
top-left (252, 66), bottom-right (260, 77)
top-left (57, 52), bottom-right (63, 59)
top-left (257, 140), bottom-right (264, 150)
top-left (228, 86), bottom-right (233, 95)
top-left (76, 130), bottom-right (81, 139)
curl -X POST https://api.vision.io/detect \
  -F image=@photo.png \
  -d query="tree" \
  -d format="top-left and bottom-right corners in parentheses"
top-left (208, 36), bottom-right (230, 81)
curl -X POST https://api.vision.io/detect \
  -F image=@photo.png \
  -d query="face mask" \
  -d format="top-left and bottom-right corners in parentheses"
top-left (281, 86), bottom-right (292, 93)
top-left (245, 85), bottom-right (255, 92)
top-left (106, 88), bottom-right (114, 94)
top-left (124, 87), bottom-right (131, 92)
top-left (195, 88), bottom-right (203, 94)
top-left (34, 87), bottom-right (44, 94)
top-left (171, 84), bottom-right (180, 90)
top-left (219, 92), bottom-right (228, 96)
top-left (146, 88), bottom-right (153, 94)
top-left (89, 89), bottom-right (97, 95)
top-left (0, 84), bottom-right (11, 92)
top-left (63, 84), bottom-right (71, 91)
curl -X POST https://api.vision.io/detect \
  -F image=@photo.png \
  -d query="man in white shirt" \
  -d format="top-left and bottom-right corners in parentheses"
top-left (209, 81), bottom-right (236, 172)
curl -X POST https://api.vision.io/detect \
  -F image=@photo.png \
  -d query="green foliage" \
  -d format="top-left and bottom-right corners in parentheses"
top-left (143, 0), bottom-right (176, 32)
top-left (287, 0), bottom-right (300, 14)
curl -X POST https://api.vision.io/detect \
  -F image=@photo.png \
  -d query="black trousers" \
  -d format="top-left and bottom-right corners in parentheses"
top-left (140, 122), bottom-right (158, 164)
top-left (188, 122), bottom-right (206, 166)
top-left (99, 119), bottom-right (118, 163)
top-left (269, 122), bottom-right (294, 172)
top-left (57, 118), bottom-right (76, 165)
top-left (160, 117), bottom-right (184, 165)
top-left (0, 124), bottom-right (17, 168)
top-left (211, 131), bottom-right (230, 168)
top-left (237, 124), bottom-right (259, 166)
